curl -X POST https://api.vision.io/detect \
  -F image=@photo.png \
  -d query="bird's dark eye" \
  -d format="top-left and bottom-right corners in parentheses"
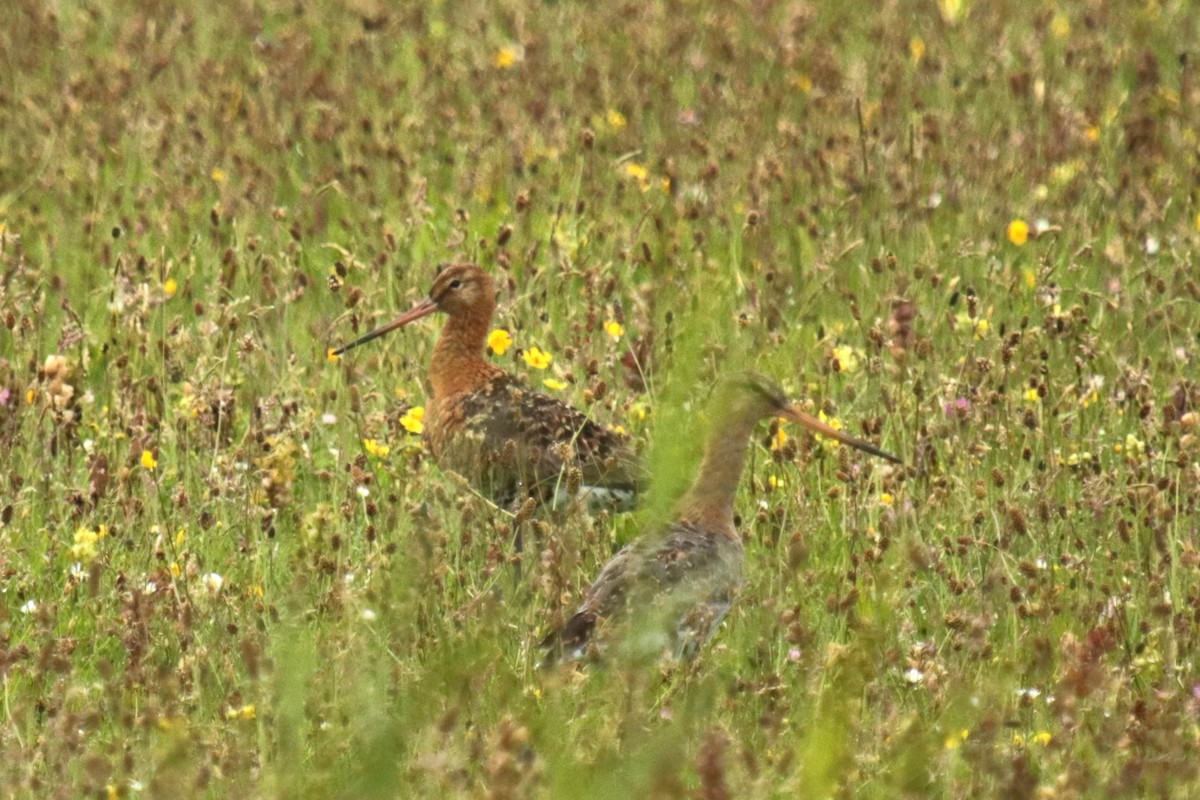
top-left (449, 279), bottom-right (463, 290)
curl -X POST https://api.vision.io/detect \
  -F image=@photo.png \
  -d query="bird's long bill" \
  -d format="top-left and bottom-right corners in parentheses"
top-left (331, 297), bottom-right (438, 356)
top-left (780, 405), bottom-right (902, 464)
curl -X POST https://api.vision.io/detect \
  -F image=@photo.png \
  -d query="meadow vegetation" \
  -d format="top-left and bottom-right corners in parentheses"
top-left (2, 0), bottom-right (1200, 797)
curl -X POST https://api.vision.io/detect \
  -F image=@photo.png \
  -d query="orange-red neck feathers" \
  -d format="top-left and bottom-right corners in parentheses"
top-left (426, 266), bottom-right (501, 399)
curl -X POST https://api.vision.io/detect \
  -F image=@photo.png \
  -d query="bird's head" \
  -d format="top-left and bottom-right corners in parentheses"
top-left (331, 263), bottom-right (496, 356)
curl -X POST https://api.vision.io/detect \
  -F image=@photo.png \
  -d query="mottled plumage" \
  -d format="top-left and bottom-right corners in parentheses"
top-left (541, 374), bottom-right (901, 665)
top-left (334, 263), bottom-right (643, 510)
top-left (545, 520), bottom-right (743, 663)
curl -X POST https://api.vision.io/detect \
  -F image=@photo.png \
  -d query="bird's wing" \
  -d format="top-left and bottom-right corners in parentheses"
top-left (541, 522), bottom-right (739, 659)
top-left (461, 374), bottom-right (644, 499)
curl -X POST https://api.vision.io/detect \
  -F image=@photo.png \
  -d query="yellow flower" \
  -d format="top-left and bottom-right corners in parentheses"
top-left (793, 74), bottom-right (813, 94)
top-left (70, 526), bottom-right (104, 562)
top-left (880, 493), bottom-right (894, 507)
top-left (1065, 451), bottom-right (1091, 466)
top-left (1007, 219), bottom-right (1030, 246)
top-left (1023, 388), bottom-right (1041, 405)
top-left (1022, 268), bottom-right (1036, 289)
top-left (169, 562), bottom-right (181, 578)
top-left (770, 427), bottom-right (788, 452)
top-left (815, 411), bottom-right (843, 453)
top-left (1123, 433), bottom-right (1145, 458)
top-left (493, 45), bottom-right (521, 69)
top-left (909, 36), bottom-right (926, 65)
top-left (629, 402), bottom-right (650, 422)
top-left (954, 312), bottom-right (991, 340)
top-left (832, 344), bottom-right (861, 373)
top-left (660, 177), bottom-right (672, 195)
top-left (362, 438), bottom-right (391, 458)
top-left (400, 407), bottom-right (425, 435)
top-left (226, 704), bottom-right (256, 721)
top-left (1032, 731), bottom-right (1052, 746)
top-left (1050, 13), bottom-right (1070, 38)
top-left (487, 328), bottom-right (513, 355)
top-left (211, 167), bottom-right (226, 183)
top-left (606, 109), bottom-right (627, 129)
top-left (543, 378), bottom-right (568, 391)
top-left (604, 320), bottom-right (625, 340)
top-left (523, 347), bottom-right (553, 370)
top-left (164, 278), bottom-right (178, 298)
top-left (326, 348), bottom-right (340, 363)
top-left (937, 0), bottom-right (963, 23)
top-left (944, 729), bottom-right (969, 750)
top-left (623, 162), bottom-right (651, 191)
top-left (141, 450), bottom-right (158, 470)
top-left (1050, 160), bottom-right (1082, 186)
top-left (1085, 125), bottom-right (1101, 143)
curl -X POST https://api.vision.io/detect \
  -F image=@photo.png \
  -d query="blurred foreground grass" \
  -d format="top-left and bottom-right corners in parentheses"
top-left (2, 0), bottom-right (1200, 797)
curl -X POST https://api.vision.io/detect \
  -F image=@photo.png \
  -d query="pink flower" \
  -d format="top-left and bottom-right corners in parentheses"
top-left (944, 397), bottom-right (971, 420)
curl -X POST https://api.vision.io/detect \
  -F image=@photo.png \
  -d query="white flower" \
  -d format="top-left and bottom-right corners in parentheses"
top-left (144, 581), bottom-right (157, 594)
top-left (202, 573), bottom-right (224, 595)
top-left (356, 485), bottom-right (370, 498)
top-left (20, 599), bottom-right (37, 614)
top-left (1144, 236), bottom-right (1160, 255)
top-left (361, 609), bottom-right (377, 621)
top-left (903, 667), bottom-right (925, 684)
top-left (321, 412), bottom-right (337, 425)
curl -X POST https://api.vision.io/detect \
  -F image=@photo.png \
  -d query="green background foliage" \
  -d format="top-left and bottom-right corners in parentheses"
top-left (2, 0), bottom-right (1199, 797)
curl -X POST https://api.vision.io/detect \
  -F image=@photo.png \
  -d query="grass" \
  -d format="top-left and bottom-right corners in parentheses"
top-left (2, 0), bottom-right (1200, 797)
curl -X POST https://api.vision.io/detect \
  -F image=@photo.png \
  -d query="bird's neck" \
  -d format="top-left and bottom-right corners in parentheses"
top-left (678, 415), bottom-right (759, 537)
top-left (429, 306), bottom-right (496, 399)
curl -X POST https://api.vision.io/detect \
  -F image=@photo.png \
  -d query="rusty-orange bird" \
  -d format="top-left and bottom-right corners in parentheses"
top-left (540, 373), bottom-right (901, 665)
top-left (333, 263), bottom-right (644, 512)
